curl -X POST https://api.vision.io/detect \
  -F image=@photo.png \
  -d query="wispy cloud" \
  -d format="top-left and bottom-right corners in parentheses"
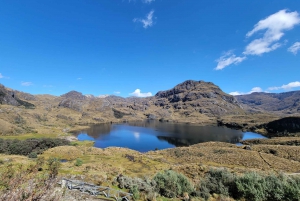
top-left (215, 10), bottom-right (300, 69)
top-left (114, 91), bottom-right (121, 95)
top-left (229, 87), bottom-right (263, 96)
top-left (230, 81), bottom-right (300, 95)
top-left (21, 82), bottom-right (33, 86)
top-left (129, 89), bottom-right (152, 97)
top-left (0, 73), bottom-right (10, 79)
top-left (133, 10), bottom-right (155, 29)
top-left (215, 51), bottom-right (246, 70)
top-left (288, 42), bottom-right (300, 55)
top-left (142, 0), bottom-right (155, 3)
top-left (268, 81), bottom-right (300, 91)
top-left (77, 77), bottom-right (82, 80)
top-left (244, 9), bottom-right (300, 55)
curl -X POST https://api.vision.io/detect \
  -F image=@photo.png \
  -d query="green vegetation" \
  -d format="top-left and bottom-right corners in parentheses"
top-left (195, 168), bottom-right (300, 201)
top-left (0, 157), bottom-right (62, 200)
top-left (153, 170), bottom-right (194, 198)
top-left (0, 138), bottom-right (70, 156)
top-left (74, 158), bottom-right (83, 166)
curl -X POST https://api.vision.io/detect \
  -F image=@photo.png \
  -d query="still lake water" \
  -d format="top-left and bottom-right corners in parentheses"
top-left (74, 121), bottom-right (266, 152)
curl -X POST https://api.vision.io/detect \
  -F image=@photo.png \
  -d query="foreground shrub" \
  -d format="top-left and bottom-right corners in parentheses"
top-left (117, 175), bottom-right (156, 200)
top-left (153, 170), bottom-right (194, 198)
top-left (47, 157), bottom-right (61, 178)
top-left (130, 185), bottom-right (140, 200)
top-left (235, 172), bottom-right (267, 201)
top-left (195, 168), bottom-right (300, 201)
top-left (197, 168), bottom-right (237, 200)
top-left (0, 159), bottom-right (62, 200)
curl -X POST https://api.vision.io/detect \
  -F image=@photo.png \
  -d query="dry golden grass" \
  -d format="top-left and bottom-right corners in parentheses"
top-left (251, 144), bottom-right (300, 163)
top-left (242, 137), bottom-right (300, 146)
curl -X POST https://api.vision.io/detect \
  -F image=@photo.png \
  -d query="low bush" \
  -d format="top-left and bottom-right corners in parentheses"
top-left (74, 158), bottom-right (83, 166)
top-left (197, 168), bottom-right (237, 200)
top-left (0, 138), bottom-right (70, 156)
top-left (28, 152), bottom-right (38, 158)
top-left (0, 157), bottom-right (62, 200)
top-left (153, 170), bottom-right (194, 198)
top-left (195, 168), bottom-right (300, 201)
top-left (117, 175), bottom-right (157, 200)
top-left (235, 172), bottom-right (267, 201)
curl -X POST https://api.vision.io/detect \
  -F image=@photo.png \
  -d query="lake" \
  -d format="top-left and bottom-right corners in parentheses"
top-left (74, 121), bottom-right (266, 152)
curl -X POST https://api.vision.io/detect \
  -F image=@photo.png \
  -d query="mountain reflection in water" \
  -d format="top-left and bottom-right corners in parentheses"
top-left (73, 121), bottom-right (265, 152)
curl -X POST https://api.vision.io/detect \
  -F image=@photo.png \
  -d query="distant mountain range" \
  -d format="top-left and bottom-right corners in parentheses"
top-left (0, 80), bottom-right (299, 135)
top-left (236, 91), bottom-right (300, 114)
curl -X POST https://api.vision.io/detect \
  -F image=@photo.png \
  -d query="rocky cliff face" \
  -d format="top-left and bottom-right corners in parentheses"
top-left (0, 84), bottom-right (35, 108)
top-left (154, 80), bottom-right (244, 116)
top-left (58, 91), bottom-right (87, 111)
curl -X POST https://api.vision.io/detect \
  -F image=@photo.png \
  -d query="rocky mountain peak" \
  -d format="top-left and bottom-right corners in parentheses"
top-left (61, 91), bottom-right (86, 100)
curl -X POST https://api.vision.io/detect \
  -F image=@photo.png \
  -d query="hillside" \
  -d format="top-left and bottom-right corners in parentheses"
top-left (0, 80), bottom-right (299, 136)
top-left (236, 91), bottom-right (300, 114)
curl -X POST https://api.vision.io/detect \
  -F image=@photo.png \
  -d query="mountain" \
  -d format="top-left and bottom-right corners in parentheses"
top-left (1, 80), bottom-right (299, 136)
top-left (236, 91), bottom-right (300, 114)
top-left (0, 84), bottom-right (35, 108)
top-left (153, 80), bottom-right (244, 117)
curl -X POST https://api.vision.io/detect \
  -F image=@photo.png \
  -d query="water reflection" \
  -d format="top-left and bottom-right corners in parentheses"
top-left (73, 121), bottom-right (265, 152)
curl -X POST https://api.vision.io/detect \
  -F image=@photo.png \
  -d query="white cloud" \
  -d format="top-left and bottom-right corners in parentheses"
top-left (268, 81), bottom-right (300, 91)
top-left (229, 87), bottom-right (263, 96)
top-left (21, 82), bottom-right (33, 86)
top-left (142, 0), bottom-right (155, 3)
top-left (114, 91), bottom-right (121, 95)
top-left (249, 87), bottom-right (263, 93)
top-left (133, 10), bottom-right (155, 29)
top-left (215, 51), bottom-right (246, 70)
top-left (77, 78), bottom-right (82, 80)
top-left (43, 85), bottom-right (53, 88)
top-left (229, 91), bottom-right (242, 96)
top-left (0, 73), bottom-right (3, 78)
top-left (288, 42), bottom-right (300, 55)
top-left (244, 10), bottom-right (300, 55)
top-left (129, 89), bottom-right (152, 97)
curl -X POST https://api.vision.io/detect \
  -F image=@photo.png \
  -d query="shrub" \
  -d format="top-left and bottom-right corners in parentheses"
top-left (28, 152), bottom-right (38, 158)
top-left (47, 157), bottom-right (61, 178)
top-left (75, 158), bottom-right (83, 166)
top-left (130, 185), bottom-right (140, 200)
top-left (198, 168), bottom-right (237, 200)
top-left (0, 138), bottom-right (70, 156)
top-left (153, 170), bottom-right (194, 198)
top-left (282, 175), bottom-right (300, 201)
top-left (0, 160), bottom-right (62, 200)
top-left (235, 172), bottom-right (267, 201)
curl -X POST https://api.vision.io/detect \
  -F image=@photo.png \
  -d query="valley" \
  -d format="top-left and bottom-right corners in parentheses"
top-left (1, 80), bottom-right (300, 200)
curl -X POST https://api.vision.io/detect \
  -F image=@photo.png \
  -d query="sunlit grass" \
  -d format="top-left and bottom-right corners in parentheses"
top-left (0, 132), bottom-right (62, 140)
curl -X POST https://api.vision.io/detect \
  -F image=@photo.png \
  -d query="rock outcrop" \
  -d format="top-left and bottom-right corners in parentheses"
top-left (0, 84), bottom-right (35, 108)
top-left (154, 80), bottom-right (244, 116)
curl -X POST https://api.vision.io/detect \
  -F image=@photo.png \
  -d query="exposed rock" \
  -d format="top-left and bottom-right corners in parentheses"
top-left (58, 99), bottom-right (83, 112)
top-left (0, 84), bottom-right (35, 108)
top-left (61, 91), bottom-right (86, 100)
top-left (154, 80), bottom-right (243, 116)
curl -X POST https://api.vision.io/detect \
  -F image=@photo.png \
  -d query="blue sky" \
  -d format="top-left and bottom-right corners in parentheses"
top-left (0, 0), bottom-right (299, 97)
